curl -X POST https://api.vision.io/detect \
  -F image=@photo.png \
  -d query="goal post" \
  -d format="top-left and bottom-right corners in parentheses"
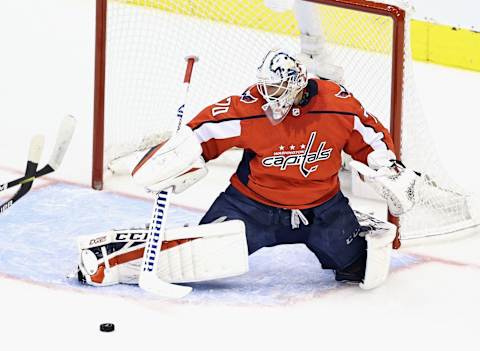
top-left (92, 0), bottom-right (107, 191)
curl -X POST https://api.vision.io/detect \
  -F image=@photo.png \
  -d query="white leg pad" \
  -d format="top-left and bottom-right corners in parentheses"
top-left (75, 220), bottom-right (248, 286)
top-left (158, 220), bottom-right (249, 283)
top-left (355, 211), bottom-right (397, 290)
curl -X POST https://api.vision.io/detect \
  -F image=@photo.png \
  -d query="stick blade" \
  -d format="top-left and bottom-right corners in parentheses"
top-left (139, 273), bottom-right (192, 299)
top-left (48, 115), bottom-right (77, 170)
top-left (28, 134), bottom-right (45, 163)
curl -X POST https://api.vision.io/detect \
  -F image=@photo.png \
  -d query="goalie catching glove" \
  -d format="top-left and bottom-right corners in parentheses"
top-left (73, 220), bottom-right (249, 286)
top-left (131, 125), bottom-right (207, 193)
top-left (350, 149), bottom-right (421, 216)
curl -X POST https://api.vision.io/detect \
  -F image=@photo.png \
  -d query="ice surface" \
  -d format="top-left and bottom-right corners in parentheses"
top-left (0, 182), bottom-right (425, 305)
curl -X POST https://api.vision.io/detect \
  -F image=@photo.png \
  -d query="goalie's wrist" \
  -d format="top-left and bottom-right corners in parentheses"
top-left (367, 149), bottom-right (396, 170)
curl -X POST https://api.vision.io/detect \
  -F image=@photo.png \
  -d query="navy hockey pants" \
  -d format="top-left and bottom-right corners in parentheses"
top-left (199, 185), bottom-right (366, 270)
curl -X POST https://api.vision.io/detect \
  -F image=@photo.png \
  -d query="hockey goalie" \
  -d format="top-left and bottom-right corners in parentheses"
top-left (74, 1), bottom-right (428, 293)
top-left (73, 46), bottom-right (427, 292)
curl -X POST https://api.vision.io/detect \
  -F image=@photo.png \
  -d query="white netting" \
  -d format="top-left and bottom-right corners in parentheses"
top-left (100, 0), bottom-right (480, 240)
top-left (104, 0), bottom-right (300, 168)
top-left (394, 3), bottom-right (480, 239)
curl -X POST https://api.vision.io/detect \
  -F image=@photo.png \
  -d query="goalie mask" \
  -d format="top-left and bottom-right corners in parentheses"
top-left (256, 49), bottom-right (308, 125)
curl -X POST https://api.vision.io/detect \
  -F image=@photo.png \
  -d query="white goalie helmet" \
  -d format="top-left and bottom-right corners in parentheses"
top-left (256, 48), bottom-right (308, 125)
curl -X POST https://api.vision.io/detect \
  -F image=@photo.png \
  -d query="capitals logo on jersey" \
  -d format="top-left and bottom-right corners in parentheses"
top-left (261, 132), bottom-right (333, 178)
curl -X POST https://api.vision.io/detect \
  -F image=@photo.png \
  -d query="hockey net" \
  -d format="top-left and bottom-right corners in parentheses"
top-left (92, 0), bottom-right (480, 242)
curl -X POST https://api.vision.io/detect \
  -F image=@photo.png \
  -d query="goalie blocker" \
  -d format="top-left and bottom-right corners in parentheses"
top-left (131, 125), bottom-right (207, 194)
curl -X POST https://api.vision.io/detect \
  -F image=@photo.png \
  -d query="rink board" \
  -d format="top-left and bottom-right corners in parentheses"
top-left (0, 183), bottom-right (420, 305)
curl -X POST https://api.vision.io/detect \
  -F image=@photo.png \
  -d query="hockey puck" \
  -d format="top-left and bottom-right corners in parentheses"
top-left (99, 323), bottom-right (115, 332)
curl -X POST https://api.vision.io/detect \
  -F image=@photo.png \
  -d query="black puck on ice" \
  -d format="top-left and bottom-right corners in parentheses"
top-left (100, 323), bottom-right (115, 332)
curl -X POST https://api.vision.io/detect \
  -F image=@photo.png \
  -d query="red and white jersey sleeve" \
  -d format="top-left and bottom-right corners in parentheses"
top-left (187, 87), bottom-right (263, 161)
top-left (187, 98), bottom-right (242, 161)
top-left (341, 91), bottom-right (395, 163)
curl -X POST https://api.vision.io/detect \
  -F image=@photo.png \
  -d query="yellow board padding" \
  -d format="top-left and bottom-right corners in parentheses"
top-left (120, 0), bottom-right (393, 52)
top-left (436, 26), bottom-right (480, 71)
top-left (118, 0), bottom-right (480, 72)
top-left (317, 5), bottom-right (393, 54)
top-left (120, 0), bottom-right (299, 35)
top-left (410, 20), bottom-right (429, 62)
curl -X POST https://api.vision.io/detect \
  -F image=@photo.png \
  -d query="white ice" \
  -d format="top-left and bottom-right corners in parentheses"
top-left (1, 1), bottom-right (480, 350)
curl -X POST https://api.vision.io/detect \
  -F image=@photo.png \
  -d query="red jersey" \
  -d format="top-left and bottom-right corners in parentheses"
top-left (187, 78), bottom-right (395, 209)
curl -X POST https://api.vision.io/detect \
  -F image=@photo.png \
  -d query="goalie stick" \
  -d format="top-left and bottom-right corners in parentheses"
top-left (0, 115), bottom-right (77, 213)
top-left (0, 135), bottom-right (44, 214)
top-left (138, 56), bottom-right (198, 298)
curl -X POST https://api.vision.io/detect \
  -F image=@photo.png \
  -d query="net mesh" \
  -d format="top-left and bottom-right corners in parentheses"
top-left (100, 0), bottom-right (480, 240)
top-left (395, 6), bottom-right (480, 239)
